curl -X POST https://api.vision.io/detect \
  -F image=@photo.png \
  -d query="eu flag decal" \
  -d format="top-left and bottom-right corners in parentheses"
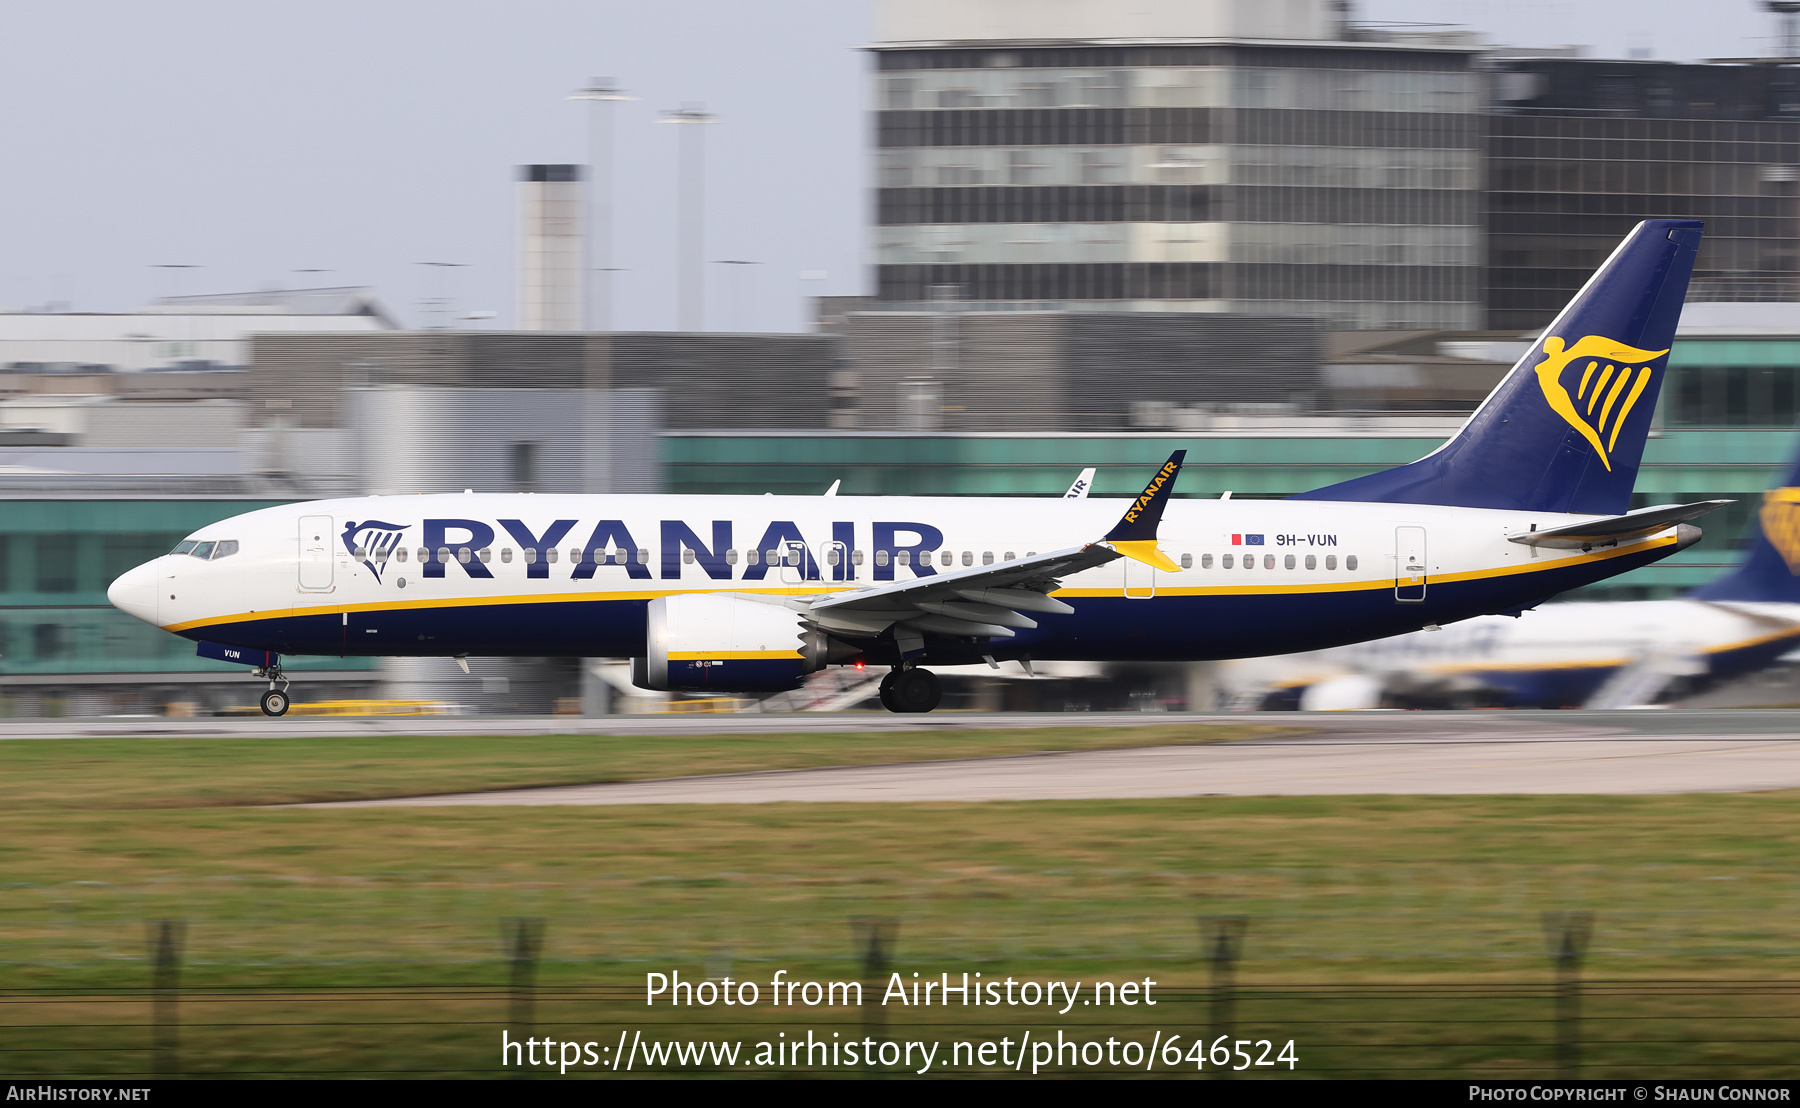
top-left (1244, 534), bottom-right (1265, 546)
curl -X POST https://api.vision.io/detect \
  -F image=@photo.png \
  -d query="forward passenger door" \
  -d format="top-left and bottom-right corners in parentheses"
top-left (299, 515), bottom-right (334, 592)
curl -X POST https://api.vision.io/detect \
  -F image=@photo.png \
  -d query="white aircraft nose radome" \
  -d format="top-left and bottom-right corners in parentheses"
top-left (107, 560), bottom-right (160, 626)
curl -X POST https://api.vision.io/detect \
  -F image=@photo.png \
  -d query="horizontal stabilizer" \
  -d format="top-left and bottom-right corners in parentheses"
top-left (1507, 500), bottom-right (1731, 549)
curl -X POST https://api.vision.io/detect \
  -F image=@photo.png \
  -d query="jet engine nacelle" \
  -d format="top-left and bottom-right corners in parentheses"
top-left (632, 592), bottom-right (846, 693)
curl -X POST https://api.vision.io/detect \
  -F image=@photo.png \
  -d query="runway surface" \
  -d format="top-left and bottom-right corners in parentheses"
top-left (297, 711), bottom-right (1800, 806)
top-left (0, 710), bottom-right (1261, 741)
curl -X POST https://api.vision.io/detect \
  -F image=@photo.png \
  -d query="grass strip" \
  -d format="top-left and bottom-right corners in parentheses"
top-left (0, 722), bottom-right (1288, 809)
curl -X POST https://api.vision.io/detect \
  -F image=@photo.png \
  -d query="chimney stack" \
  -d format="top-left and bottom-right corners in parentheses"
top-left (517, 164), bottom-right (584, 331)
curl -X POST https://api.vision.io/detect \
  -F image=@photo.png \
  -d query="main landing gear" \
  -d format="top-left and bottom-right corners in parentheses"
top-left (252, 661), bottom-right (291, 717)
top-left (879, 667), bottom-right (941, 714)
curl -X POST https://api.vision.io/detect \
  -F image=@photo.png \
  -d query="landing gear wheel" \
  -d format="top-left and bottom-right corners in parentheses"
top-left (260, 689), bottom-right (290, 717)
top-left (878, 669), bottom-right (900, 713)
top-left (891, 668), bottom-right (942, 714)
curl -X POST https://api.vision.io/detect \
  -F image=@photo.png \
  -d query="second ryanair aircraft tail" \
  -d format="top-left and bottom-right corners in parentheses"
top-left (1295, 218), bottom-right (1704, 516)
top-left (1690, 431), bottom-right (1800, 604)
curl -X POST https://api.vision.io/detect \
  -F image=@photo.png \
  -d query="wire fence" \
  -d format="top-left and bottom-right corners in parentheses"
top-left (6, 864), bottom-right (1800, 971)
top-left (4, 867), bottom-right (1799, 1077)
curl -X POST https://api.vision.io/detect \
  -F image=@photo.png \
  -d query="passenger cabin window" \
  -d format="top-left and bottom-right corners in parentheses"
top-left (982, 551), bottom-right (994, 565)
top-left (940, 550), bottom-right (952, 567)
top-left (825, 548), bottom-right (840, 566)
top-left (1284, 554), bottom-right (1295, 570)
top-left (171, 540), bottom-right (197, 555)
top-left (1201, 553), bottom-right (1213, 568)
top-left (190, 541), bottom-right (216, 560)
top-left (396, 547), bottom-right (408, 563)
top-left (352, 546), bottom-right (367, 559)
top-left (683, 549), bottom-right (696, 565)
top-left (1221, 553), bottom-right (1233, 568)
top-left (1305, 554), bottom-right (1316, 570)
top-left (896, 550), bottom-right (911, 567)
top-left (478, 548), bottom-right (491, 563)
top-left (727, 549), bottom-right (740, 565)
top-left (852, 550), bottom-right (865, 565)
top-left (501, 548), bottom-right (513, 563)
top-left (962, 551), bottom-right (973, 566)
top-left (1004, 551), bottom-right (1015, 561)
top-left (745, 549), bottom-right (759, 565)
top-left (875, 550), bottom-right (890, 567)
top-left (1264, 554), bottom-right (1275, 570)
top-left (1180, 553), bottom-right (1192, 569)
top-left (1346, 555), bottom-right (1358, 571)
top-left (1325, 555), bottom-right (1336, 570)
top-left (212, 540), bottom-right (239, 559)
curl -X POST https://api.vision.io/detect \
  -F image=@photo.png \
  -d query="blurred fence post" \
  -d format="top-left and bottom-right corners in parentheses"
top-left (145, 920), bottom-right (185, 1078)
top-left (1201, 916), bottom-right (1248, 1078)
top-left (850, 917), bottom-right (896, 1077)
top-left (504, 918), bottom-right (544, 1077)
top-left (1542, 911), bottom-right (1594, 1078)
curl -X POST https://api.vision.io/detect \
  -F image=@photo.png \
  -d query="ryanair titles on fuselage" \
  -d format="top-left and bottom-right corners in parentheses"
top-left (345, 516), bottom-right (956, 585)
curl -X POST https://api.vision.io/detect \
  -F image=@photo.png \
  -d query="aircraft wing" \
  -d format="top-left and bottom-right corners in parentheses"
top-left (801, 452), bottom-right (1185, 648)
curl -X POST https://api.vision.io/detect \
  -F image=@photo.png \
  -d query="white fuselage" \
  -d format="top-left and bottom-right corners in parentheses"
top-left (1219, 598), bottom-right (1800, 707)
top-left (107, 492), bottom-right (1685, 666)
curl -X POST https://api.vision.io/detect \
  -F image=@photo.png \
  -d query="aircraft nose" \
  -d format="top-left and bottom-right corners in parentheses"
top-left (107, 559), bottom-right (161, 626)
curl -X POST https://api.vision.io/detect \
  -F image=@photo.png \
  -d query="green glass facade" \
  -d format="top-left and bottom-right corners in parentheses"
top-left (0, 500), bottom-right (377, 683)
top-left (1666, 340), bottom-right (1800, 428)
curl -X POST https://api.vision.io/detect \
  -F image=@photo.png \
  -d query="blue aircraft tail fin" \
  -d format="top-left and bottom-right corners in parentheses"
top-left (1293, 219), bottom-right (1703, 515)
top-left (1689, 432), bottom-right (1800, 603)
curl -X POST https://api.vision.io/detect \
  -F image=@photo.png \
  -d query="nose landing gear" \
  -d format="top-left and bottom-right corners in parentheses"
top-left (252, 662), bottom-right (292, 717)
top-left (880, 666), bottom-right (941, 713)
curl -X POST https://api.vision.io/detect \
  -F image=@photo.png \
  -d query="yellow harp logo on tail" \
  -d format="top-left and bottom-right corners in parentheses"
top-left (1532, 335), bottom-right (1671, 471)
top-left (1760, 487), bottom-right (1800, 574)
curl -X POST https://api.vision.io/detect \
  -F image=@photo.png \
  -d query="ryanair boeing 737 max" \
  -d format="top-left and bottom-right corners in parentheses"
top-left (108, 220), bottom-right (1718, 715)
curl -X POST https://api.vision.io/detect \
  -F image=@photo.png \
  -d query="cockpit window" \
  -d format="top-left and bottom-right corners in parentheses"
top-left (211, 540), bottom-right (239, 559)
top-left (171, 540), bottom-right (197, 555)
top-left (190, 541), bottom-right (216, 560)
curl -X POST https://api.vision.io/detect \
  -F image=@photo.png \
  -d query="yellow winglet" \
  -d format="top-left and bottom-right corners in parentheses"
top-left (1106, 540), bottom-right (1181, 573)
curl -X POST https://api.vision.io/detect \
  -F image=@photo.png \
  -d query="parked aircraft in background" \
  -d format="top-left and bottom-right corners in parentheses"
top-left (1223, 434), bottom-right (1800, 711)
top-left (109, 220), bottom-right (1714, 716)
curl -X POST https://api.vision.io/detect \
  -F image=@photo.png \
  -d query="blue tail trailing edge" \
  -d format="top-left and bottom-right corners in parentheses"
top-left (1293, 219), bottom-right (1704, 515)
